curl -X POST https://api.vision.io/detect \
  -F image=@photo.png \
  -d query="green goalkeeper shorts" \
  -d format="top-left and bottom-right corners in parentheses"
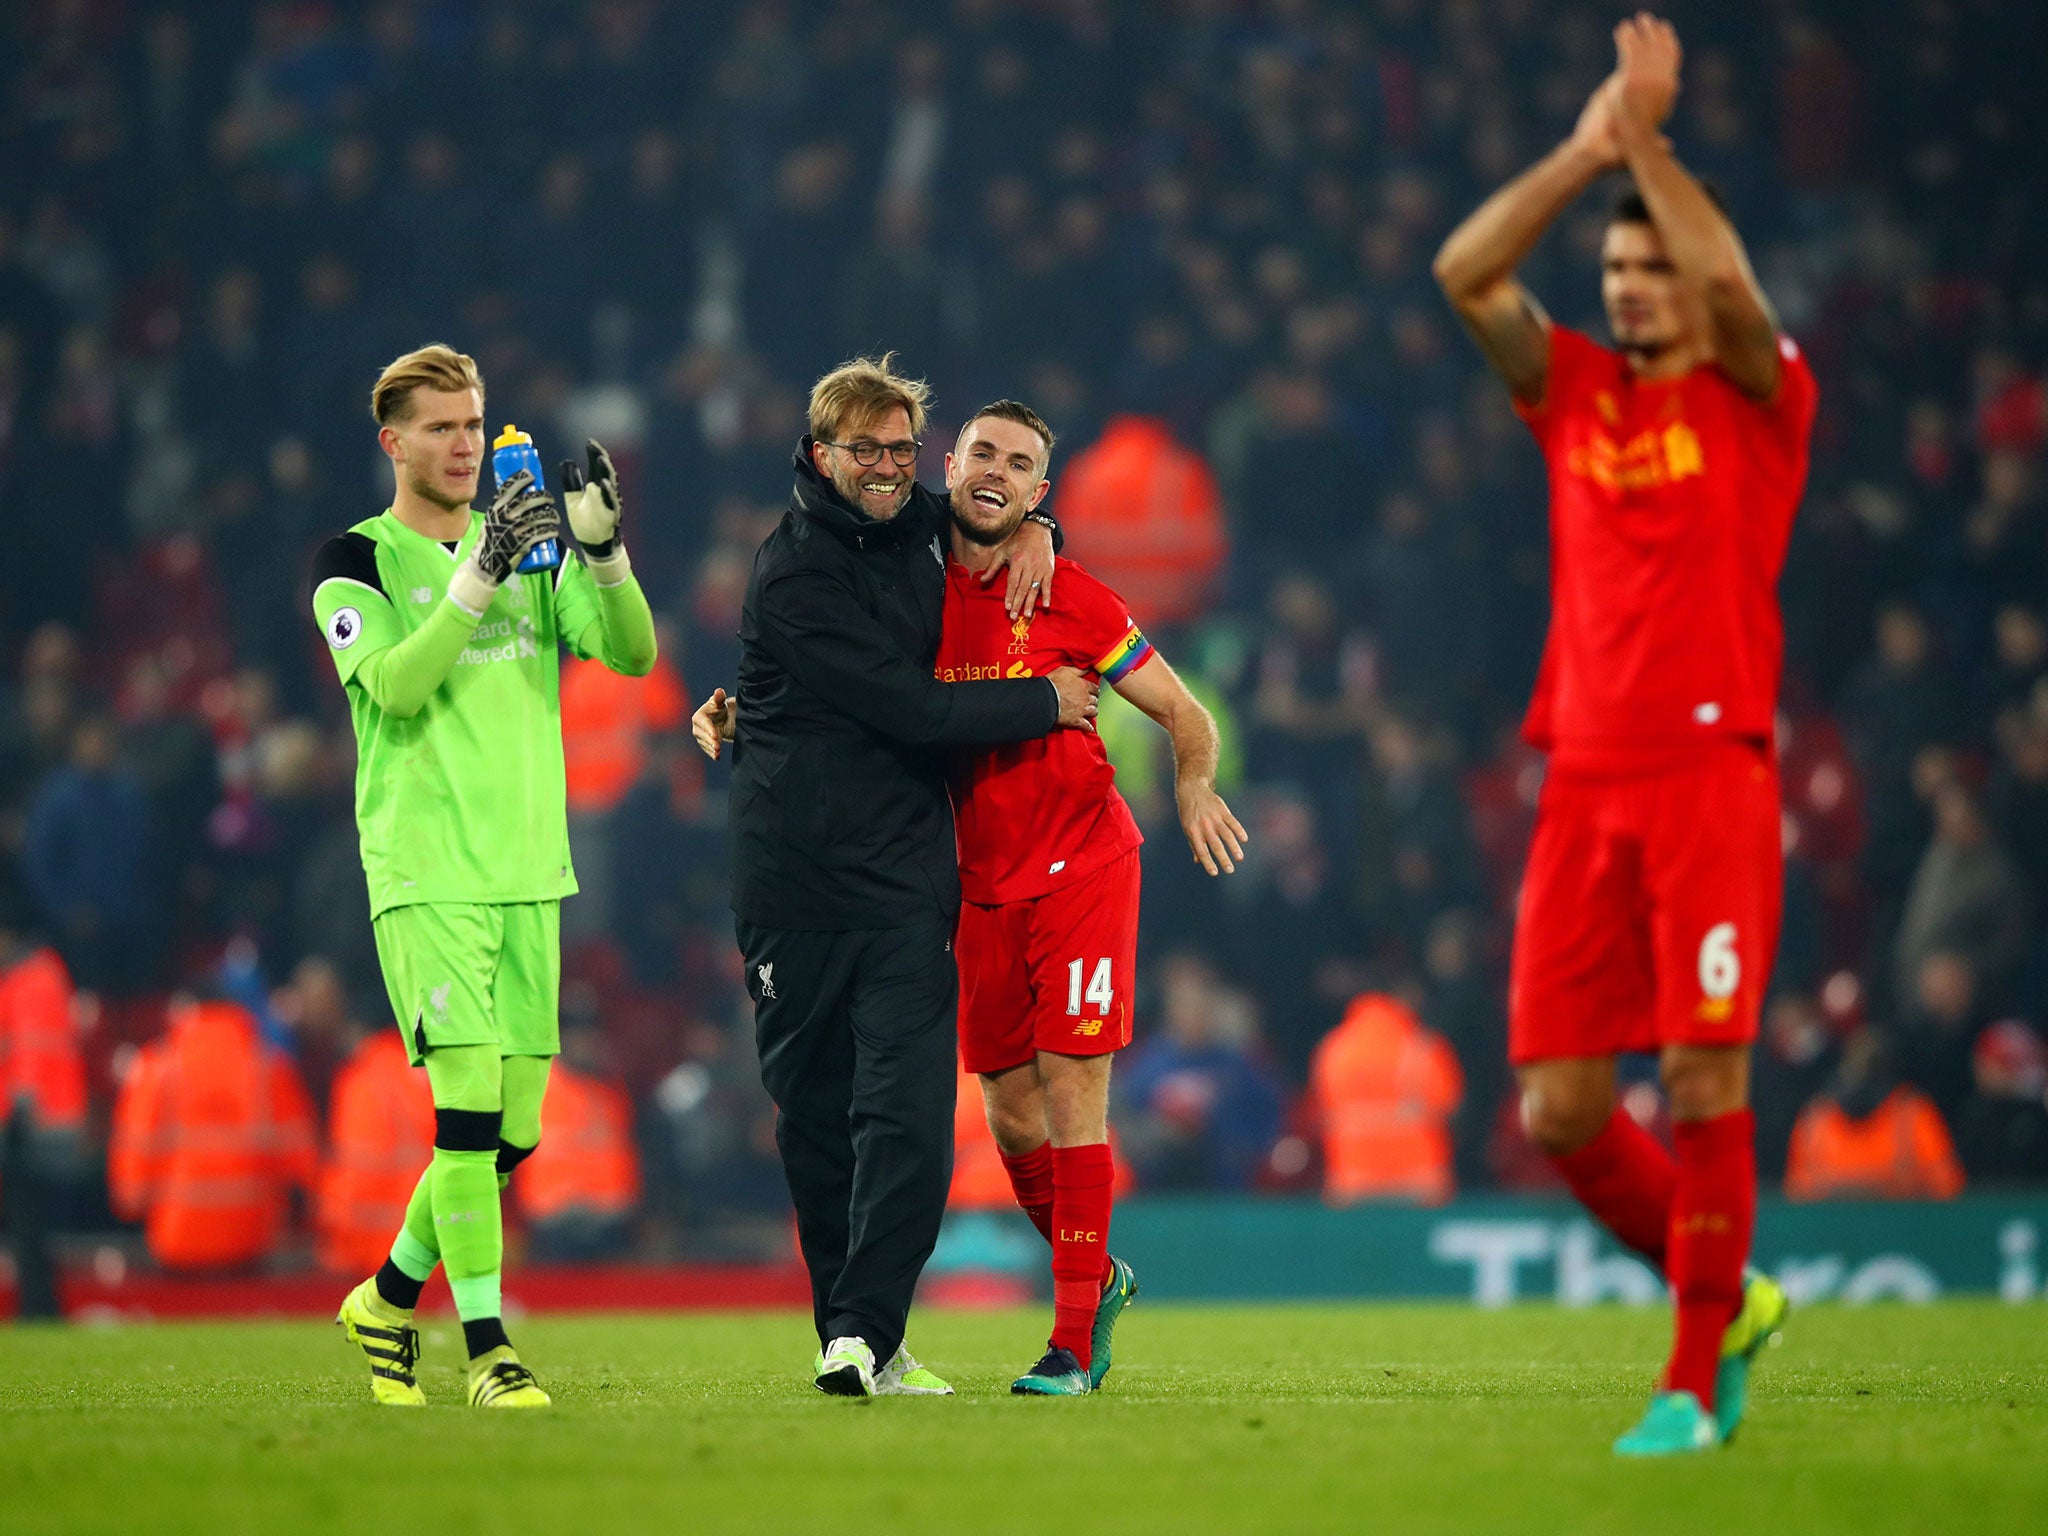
top-left (372, 900), bottom-right (562, 1065)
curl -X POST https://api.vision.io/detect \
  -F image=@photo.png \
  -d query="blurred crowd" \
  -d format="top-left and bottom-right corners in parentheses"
top-left (3, 0), bottom-right (2047, 1274)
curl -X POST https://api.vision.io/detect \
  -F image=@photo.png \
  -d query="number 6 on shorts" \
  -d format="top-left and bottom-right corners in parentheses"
top-left (1697, 922), bottom-right (1740, 1001)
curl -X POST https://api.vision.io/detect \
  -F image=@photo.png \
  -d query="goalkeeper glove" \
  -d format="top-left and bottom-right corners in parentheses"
top-left (561, 439), bottom-right (621, 555)
top-left (447, 469), bottom-right (561, 615)
top-left (561, 438), bottom-right (632, 584)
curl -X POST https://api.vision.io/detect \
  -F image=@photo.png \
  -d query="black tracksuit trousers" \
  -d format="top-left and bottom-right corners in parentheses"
top-left (739, 916), bottom-right (957, 1366)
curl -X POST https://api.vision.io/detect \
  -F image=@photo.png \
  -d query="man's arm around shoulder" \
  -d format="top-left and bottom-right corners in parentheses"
top-left (753, 567), bottom-right (1093, 747)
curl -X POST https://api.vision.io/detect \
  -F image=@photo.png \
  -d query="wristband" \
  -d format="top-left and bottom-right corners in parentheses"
top-left (585, 544), bottom-right (632, 588)
top-left (1023, 510), bottom-right (1061, 553)
top-left (446, 557), bottom-right (499, 618)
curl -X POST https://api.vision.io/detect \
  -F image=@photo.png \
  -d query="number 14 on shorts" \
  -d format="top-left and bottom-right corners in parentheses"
top-left (1067, 957), bottom-right (1114, 1019)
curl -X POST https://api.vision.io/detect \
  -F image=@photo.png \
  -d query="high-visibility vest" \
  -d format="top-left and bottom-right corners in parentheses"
top-left (950, 1062), bottom-right (1014, 1210)
top-left (315, 1032), bottom-right (434, 1276)
top-left (0, 946), bottom-right (85, 1134)
top-left (1056, 415), bottom-right (1228, 626)
top-left (1311, 993), bottom-right (1465, 1206)
top-left (560, 652), bottom-right (689, 814)
top-left (513, 1065), bottom-right (641, 1223)
top-left (108, 1000), bottom-right (318, 1270)
top-left (1784, 1086), bottom-right (1965, 1201)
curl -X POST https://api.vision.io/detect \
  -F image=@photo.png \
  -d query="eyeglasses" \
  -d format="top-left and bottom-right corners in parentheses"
top-left (822, 437), bottom-right (922, 467)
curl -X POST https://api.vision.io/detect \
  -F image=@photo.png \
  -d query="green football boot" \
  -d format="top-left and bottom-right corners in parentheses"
top-left (1089, 1255), bottom-right (1139, 1390)
top-left (334, 1278), bottom-right (425, 1407)
top-left (1714, 1268), bottom-right (1789, 1444)
top-left (1012, 1344), bottom-right (1092, 1397)
top-left (467, 1346), bottom-right (551, 1408)
top-left (875, 1343), bottom-right (954, 1396)
top-left (1614, 1390), bottom-right (1719, 1457)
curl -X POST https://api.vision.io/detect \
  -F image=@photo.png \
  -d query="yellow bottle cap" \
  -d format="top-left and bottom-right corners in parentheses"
top-left (493, 425), bottom-right (530, 449)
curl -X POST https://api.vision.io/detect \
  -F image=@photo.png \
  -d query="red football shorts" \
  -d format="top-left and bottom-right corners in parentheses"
top-left (1508, 741), bottom-right (1781, 1065)
top-left (956, 848), bottom-right (1141, 1075)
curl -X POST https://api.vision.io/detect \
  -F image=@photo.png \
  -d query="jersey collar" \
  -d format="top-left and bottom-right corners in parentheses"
top-left (380, 506), bottom-right (480, 561)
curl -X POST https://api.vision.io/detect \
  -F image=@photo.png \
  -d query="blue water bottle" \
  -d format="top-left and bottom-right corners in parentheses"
top-left (491, 424), bottom-right (563, 573)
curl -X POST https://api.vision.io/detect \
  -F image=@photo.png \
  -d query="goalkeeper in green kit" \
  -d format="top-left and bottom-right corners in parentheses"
top-left (312, 344), bottom-right (655, 1408)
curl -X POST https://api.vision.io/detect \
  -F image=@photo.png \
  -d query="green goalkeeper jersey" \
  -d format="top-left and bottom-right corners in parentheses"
top-left (310, 508), bottom-right (650, 918)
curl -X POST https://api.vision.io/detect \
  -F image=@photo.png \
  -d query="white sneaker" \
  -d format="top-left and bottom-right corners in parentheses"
top-left (813, 1336), bottom-right (876, 1397)
top-left (874, 1343), bottom-right (954, 1396)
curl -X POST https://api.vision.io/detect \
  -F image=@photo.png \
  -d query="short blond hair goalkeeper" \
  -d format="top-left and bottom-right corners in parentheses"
top-left (317, 344), bottom-right (656, 1408)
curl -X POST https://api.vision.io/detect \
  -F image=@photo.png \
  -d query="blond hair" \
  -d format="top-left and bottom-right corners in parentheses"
top-left (807, 353), bottom-right (930, 442)
top-left (370, 343), bottom-right (484, 425)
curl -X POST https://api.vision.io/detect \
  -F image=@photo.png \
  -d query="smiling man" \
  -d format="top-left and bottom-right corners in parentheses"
top-left (312, 343), bottom-right (656, 1410)
top-left (726, 356), bottom-right (1098, 1398)
top-left (939, 400), bottom-right (1244, 1395)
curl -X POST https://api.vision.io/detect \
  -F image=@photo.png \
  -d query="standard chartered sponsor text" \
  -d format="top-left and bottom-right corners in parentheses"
top-left (458, 616), bottom-right (540, 666)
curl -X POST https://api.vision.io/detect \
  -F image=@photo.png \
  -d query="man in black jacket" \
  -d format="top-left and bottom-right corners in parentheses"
top-left (708, 356), bottom-right (1095, 1397)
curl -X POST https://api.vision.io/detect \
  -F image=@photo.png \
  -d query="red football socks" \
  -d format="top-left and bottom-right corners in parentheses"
top-left (1000, 1140), bottom-right (1056, 1244)
top-left (1663, 1109), bottom-right (1756, 1407)
top-left (1549, 1106), bottom-right (1678, 1270)
top-left (1049, 1142), bottom-right (1115, 1369)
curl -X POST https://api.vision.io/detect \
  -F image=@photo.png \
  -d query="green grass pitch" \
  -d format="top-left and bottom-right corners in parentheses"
top-left (4, 1301), bottom-right (2045, 1535)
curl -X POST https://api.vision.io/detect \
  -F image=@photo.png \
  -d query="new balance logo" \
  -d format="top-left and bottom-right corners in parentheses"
top-left (757, 962), bottom-right (777, 1000)
top-left (1072, 1020), bottom-right (1103, 1036)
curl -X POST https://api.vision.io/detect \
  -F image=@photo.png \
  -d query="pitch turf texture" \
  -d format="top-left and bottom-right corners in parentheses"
top-left (4, 1302), bottom-right (2044, 1535)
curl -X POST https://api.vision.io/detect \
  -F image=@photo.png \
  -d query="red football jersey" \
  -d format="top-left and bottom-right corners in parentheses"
top-left (938, 554), bottom-right (1151, 904)
top-left (1517, 326), bottom-right (1819, 772)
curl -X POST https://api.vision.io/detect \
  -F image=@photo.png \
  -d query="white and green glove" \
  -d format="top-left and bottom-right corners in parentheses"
top-left (561, 439), bottom-right (629, 581)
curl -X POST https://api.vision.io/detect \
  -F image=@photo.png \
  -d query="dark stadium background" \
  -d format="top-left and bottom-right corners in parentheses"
top-left (2, 0), bottom-right (2045, 1304)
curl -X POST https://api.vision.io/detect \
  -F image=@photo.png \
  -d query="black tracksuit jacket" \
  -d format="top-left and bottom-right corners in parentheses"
top-left (730, 439), bottom-right (1059, 929)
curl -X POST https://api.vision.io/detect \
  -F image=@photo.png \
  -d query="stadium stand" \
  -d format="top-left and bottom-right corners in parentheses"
top-left (1, 1), bottom-right (2045, 1272)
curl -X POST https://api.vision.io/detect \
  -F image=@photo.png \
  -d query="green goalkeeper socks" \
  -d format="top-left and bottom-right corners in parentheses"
top-left (430, 1146), bottom-right (504, 1321)
top-left (378, 1045), bottom-right (538, 1354)
top-left (392, 1171), bottom-right (439, 1279)
top-left (371, 1171), bottom-right (440, 1313)
top-left (380, 1149), bottom-right (510, 1353)
top-left (417, 1043), bottom-right (507, 1332)
top-left (496, 1054), bottom-right (551, 1190)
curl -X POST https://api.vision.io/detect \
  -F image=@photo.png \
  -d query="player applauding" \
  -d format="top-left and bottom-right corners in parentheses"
top-left (315, 345), bottom-right (657, 1408)
top-left (1434, 14), bottom-right (1816, 1455)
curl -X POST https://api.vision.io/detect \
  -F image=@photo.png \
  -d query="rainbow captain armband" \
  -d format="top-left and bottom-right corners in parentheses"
top-left (1094, 622), bottom-right (1155, 684)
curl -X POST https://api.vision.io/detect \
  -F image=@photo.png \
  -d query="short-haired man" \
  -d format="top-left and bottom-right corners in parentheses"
top-left (1434, 16), bottom-right (1816, 1454)
top-left (317, 343), bottom-right (656, 1408)
top-left (717, 356), bottom-right (1095, 1397)
top-left (938, 400), bottom-right (1244, 1394)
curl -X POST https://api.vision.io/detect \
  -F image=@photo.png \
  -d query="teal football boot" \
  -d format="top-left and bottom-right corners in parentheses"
top-left (1614, 1391), bottom-right (1719, 1457)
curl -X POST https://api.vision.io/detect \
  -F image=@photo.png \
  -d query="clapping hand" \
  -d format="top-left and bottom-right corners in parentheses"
top-left (562, 439), bottom-right (622, 555)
